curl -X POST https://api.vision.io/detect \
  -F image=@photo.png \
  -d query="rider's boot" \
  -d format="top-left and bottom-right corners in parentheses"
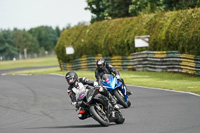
top-left (108, 93), bottom-right (119, 110)
top-left (100, 87), bottom-right (119, 110)
top-left (126, 86), bottom-right (132, 96)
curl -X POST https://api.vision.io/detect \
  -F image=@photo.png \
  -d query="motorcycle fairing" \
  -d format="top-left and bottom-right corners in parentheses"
top-left (101, 74), bottom-right (128, 102)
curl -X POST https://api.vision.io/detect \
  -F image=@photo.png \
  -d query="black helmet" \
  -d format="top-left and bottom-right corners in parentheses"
top-left (65, 71), bottom-right (78, 85)
top-left (96, 58), bottom-right (105, 70)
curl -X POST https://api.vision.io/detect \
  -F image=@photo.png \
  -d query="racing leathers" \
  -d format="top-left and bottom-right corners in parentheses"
top-left (67, 77), bottom-right (118, 119)
top-left (95, 63), bottom-right (119, 85)
top-left (95, 63), bottom-right (132, 95)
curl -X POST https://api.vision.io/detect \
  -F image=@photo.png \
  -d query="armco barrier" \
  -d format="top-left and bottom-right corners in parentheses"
top-left (58, 51), bottom-right (200, 76)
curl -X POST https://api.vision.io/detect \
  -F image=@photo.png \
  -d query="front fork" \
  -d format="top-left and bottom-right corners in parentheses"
top-left (119, 86), bottom-right (128, 102)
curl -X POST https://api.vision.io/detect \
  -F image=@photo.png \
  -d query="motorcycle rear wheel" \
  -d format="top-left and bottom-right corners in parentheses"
top-left (89, 105), bottom-right (109, 127)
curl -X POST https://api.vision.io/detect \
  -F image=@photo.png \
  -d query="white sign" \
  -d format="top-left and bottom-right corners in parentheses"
top-left (135, 35), bottom-right (150, 48)
top-left (66, 46), bottom-right (74, 55)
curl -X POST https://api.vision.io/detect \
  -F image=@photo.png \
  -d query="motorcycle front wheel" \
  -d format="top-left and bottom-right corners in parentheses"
top-left (113, 89), bottom-right (129, 108)
top-left (89, 105), bottom-right (109, 127)
top-left (115, 111), bottom-right (125, 124)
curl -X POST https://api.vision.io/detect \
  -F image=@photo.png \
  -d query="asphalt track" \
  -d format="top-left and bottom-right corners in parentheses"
top-left (1, 69), bottom-right (200, 133)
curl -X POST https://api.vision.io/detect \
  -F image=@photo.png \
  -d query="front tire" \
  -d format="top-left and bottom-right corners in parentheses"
top-left (89, 105), bottom-right (109, 127)
top-left (113, 89), bottom-right (129, 108)
top-left (115, 111), bottom-right (125, 124)
top-left (127, 100), bottom-right (131, 107)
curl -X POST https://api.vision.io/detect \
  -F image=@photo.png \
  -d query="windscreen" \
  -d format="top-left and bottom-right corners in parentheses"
top-left (102, 74), bottom-right (111, 81)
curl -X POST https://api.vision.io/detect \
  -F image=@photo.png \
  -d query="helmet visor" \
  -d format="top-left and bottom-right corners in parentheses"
top-left (67, 78), bottom-right (74, 84)
top-left (98, 64), bottom-right (104, 68)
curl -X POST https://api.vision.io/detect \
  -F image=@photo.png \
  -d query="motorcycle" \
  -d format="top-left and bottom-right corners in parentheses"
top-left (76, 87), bottom-right (125, 127)
top-left (101, 74), bottom-right (131, 108)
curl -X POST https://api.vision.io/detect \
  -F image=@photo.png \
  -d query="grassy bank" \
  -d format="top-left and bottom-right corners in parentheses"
top-left (0, 56), bottom-right (58, 70)
top-left (9, 67), bottom-right (200, 95)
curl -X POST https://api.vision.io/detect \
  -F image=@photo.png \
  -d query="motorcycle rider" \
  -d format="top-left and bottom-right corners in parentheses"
top-left (95, 58), bottom-right (132, 96)
top-left (65, 71), bottom-right (119, 120)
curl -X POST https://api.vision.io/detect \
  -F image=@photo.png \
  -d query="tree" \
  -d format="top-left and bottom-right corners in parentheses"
top-left (0, 30), bottom-right (19, 60)
top-left (55, 26), bottom-right (61, 37)
top-left (0, 29), bottom-right (14, 46)
top-left (85, 0), bottom-right (106, 23)
top-left (0, 43), bottom-right (19, 60)
top-left (163, 0), bottom-right (200, 10)
top-left (13, 30), bottom-right (40, 54)
top-left (106, 0), bottom-right (132, 19)
top-left (129, 0), bottom-right (200, 16)
top-left (85, 0), bottom-right (132, 23)
top-left (129, 0), bottom-right (165, 16)
top-left (28, 26), bottom-right (58, 52)
top-left (62, 23), bottom-right (72, 30)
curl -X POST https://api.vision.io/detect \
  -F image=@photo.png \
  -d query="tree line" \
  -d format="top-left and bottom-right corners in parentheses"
top-left (86, 0), bottom-right (200, 23)
top-left (0, 26), bottom-right (62, 60)
top-left (3, 0), bottom-right (199, 60)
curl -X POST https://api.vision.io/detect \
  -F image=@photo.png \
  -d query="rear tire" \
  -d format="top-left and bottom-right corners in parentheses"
top-left (113, 89), bottom-right (129, 108)
top-left (89, 105), bottom-right (109, 127)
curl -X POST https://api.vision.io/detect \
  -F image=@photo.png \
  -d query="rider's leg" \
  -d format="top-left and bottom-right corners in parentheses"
top-left (99, 87), bottom-right (119, 109)
top-left (118, 78), bottom-right (132, 96)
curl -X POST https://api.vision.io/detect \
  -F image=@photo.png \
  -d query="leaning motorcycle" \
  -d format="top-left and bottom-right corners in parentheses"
top-left (76, 87), bottom-right (125, 127)
top-left (101, 74), bottom-right (131, 108)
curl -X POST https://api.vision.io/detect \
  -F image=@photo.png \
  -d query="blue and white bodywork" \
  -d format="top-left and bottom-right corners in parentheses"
top-left (101, 74), bottom-right (129, 106)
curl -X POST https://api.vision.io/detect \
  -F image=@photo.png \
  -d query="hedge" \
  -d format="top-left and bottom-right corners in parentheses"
top-left (55, 8), bottom-right (200, 62)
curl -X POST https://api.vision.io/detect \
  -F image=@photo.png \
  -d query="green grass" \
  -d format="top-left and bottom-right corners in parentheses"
top-left (9, 68), bottom-right (200, 95)
top-left (0, 56), bottom-right (59, 70)
top-left (3, 57), bottom-right (200, 94)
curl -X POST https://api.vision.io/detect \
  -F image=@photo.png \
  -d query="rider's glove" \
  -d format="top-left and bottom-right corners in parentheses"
top-left (99, 86), bottom-right (104, 92)
top-left (71, 102), bottom-right (76, 106)
top-left (116, 75), bottom-right (121, 79)
top-left (93, 81), bottom-right (98, 87)
top-left (95, 86), bottom-right (104, 92)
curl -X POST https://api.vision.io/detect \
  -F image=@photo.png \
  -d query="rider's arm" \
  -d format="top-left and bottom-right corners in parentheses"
top-left (79, 77), bottom-right (94, 86)
top-left (67, 87), bottom-right (76, 103)
top-left (106, 63), bottom-right (119, 76)
top-left (95, 69), bottom-right (102, 86)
